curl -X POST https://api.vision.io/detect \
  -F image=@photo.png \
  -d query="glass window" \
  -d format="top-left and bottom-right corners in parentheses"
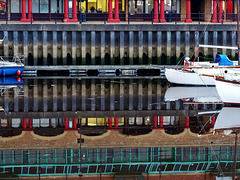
top-left (40, 0), bottom-right (49, 13)
top-left (51, 0), bottom-right (57, 13)
top-left (32, 0), bottom-right (39, 13)
top-left (11, 0), bottom-right (20, 13)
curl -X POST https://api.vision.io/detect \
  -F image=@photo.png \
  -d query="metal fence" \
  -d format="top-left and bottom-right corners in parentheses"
top-left (0, 11), bottom-right (236, 24)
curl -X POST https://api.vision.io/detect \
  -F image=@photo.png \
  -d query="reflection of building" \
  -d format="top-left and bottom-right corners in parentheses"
top-left (3, 0), bottom-right (238, 22)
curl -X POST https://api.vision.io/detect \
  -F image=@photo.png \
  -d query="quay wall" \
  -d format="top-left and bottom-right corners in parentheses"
top-left (0, 24), bottom-right (237, 65)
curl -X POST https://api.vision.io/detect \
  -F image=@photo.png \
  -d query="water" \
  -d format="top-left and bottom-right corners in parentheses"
top-left (0, 76), bottom-right (238, 178)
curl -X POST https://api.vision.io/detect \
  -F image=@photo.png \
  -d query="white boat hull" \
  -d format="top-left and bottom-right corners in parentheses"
top-left (215, 79), bottom-right (240, 104)
top-left (165, 68), bottom-right (215, 85)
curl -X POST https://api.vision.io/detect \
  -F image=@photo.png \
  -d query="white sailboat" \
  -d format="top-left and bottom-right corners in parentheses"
top-left (165, 53), bottom-right (240, 86)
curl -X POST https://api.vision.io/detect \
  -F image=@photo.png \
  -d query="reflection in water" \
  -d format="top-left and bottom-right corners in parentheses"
top-left (0, 78), bottom-right (238, 178)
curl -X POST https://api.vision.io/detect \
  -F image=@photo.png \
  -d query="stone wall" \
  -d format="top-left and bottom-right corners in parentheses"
top-left (0, 24), bottom-right (237, 65)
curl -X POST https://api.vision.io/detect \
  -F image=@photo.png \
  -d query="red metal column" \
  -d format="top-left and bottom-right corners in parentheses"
top-left (27, 0), bottom-right (34, 22)
top-left (63, 0), bottom-right (69, 22)
top-left (21, 0), bottom-right (30, 22)
top-left (159, 0), bottom-right (166, 22)
top-left (107, 0), bottom-right (114, 22)
top-left (22, 118), bottom-right (27, 129)
top-left (211, 0), bottom-right (218, 22)
top-left (113, 0), bottom-right (120, 22)
top-left (108, 118), bottom-right (113, 129)
top-left (227, 0), bottom-right (233, 14)
top-left (153, 116), bottom-right (158, 129)
top-left (218, 0), bottom-right (224, 23)
top-left (211, 116), bottom-right (216, 128)
top-left (64, 118), bottom-right (69, 129)
top-left (29, 119), bottom-right (33, 129)
top-left (185, 116), bottom-right (190, 129)
top-left (73, 118), bottom-right (78, 129)
top-left (159, 116), bottom-right (164, 129)
top-left (185, 0), bottom-right (192, 23)
top-left (114, 117), bottom-right (119, 129)
top-left (153, 0), bottom-right (159, 22)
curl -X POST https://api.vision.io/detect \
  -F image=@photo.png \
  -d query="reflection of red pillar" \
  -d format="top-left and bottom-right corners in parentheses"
top-left (107, 0), bottom-right (113, 22)
top-left (185, 116), bottom-right (190, 129)
top-left (218, 0), bottom-right (224, 23)
top-left (63, 0), bottom-right (69, 22)
top-left (22, 118), bottom-right (27, 129)
top-left (64, 118), bottom-right (69, 129)
top-left (114, 117), bottom-right (119, 129)
top-left (153, 116), bottom-right (158, 129)
top-left (211, 0), bottom-right (218, 22)
top-left (29, 119), bottom-right (33, 129)
top-left (159, 116), bottom-right (164, 129)
top-left (108, 118), bottom-right (113, 129)
top-left (153, 0), bottom-right (159, 22)
top-left (211, 116), bottom-right (216, 128)
top-left (27, 0), bottom-right (33, 22)
top-left (69, 0), bottom-right (78, 22)
top-left (185, 0), bottom-right (192, 23)
top-left (73, 118), bottom-right (77, 129)
top-left (159, 0), bottom-right (166, 22)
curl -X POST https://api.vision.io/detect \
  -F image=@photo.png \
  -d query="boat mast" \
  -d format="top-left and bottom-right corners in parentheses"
top-left (238, 0), bottom-right (240, 65)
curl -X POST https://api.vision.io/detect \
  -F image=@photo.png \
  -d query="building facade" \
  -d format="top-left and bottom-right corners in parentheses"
top-left (0, 0), bottom-right (238, 22)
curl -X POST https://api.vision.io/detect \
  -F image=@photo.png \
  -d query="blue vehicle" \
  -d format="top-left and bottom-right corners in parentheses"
top-left (0, 55), bottom-right (24, 76)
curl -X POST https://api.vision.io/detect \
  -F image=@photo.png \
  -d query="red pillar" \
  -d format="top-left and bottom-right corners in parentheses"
top-left (108, 118), bottom-right (113, 129)
top-left (159, 0), bottom-right (166, 22)
top-left (27, 0), bottom-right (33, 22)
top-left (227, 0), bottom-right (233, 14)
top-left (114, 117), bottom-right (119, 129)
top-left (185, 0), bottom-right (192, 23)
top-left (73, 118), bottom-right (78, 129)
top-left (21, 0), bottom-right (30, 22)
top-left (113, 0), bottom-right (120, 22)
top-left (185, 116), bottom-right (190, 129)
top-left (159, 116), bottom-right (164, 129)
top-left (107, 0), bottom-right (114, 22)
top-left (153, 0), bottom-right (159, 22)
top-left (29, 119), bottom-right (33, 129)
top-left (211, 0), bottom-right (218, 22)
top-left (211, 116), bottom-right (216, 128)
top-left (64, 118), bottom-right (69, 129)
top-left (218, 0), bottom-right (224, 23)
top-left (63, 0), bottom-right (69, 22)
top-left (22, 118), bottom-right (27, 129)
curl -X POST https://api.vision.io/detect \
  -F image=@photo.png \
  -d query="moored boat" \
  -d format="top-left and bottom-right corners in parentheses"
top-left (165, 54), bottom-right (240, 86)
top-left (0, 55), bottom-right (24, 76)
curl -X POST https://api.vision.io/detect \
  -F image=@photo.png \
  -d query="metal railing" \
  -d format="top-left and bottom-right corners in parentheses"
top-left (0, 11), bottom-right (235, 25)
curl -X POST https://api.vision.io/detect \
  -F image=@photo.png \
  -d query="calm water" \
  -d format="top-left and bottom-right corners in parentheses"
top-left (1, 76), bottom-right (238, 179)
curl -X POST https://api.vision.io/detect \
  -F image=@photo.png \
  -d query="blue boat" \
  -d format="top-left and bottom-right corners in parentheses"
top-left (0, 55), bottom-right (24, 76)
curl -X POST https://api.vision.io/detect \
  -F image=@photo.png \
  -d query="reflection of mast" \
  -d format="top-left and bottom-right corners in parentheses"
top-left (238, 0), bottom-right (240, 65)
top-left (233, 130), bottom-right (238, 180)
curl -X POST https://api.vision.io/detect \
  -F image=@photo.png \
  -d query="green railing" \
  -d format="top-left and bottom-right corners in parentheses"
top-left (0, 146), bottom-right (239, 176)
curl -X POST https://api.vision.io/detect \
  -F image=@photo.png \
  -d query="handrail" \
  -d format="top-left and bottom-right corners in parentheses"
top-left (0, 11), bottom-right (236, 24)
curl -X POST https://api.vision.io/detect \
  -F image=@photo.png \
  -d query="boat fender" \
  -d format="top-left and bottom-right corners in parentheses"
top-left (224, 70), bottom-right (228, 73)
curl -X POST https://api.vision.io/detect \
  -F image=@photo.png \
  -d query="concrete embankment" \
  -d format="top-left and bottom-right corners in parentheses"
top-left (0, 23), bottom-right (237, 66)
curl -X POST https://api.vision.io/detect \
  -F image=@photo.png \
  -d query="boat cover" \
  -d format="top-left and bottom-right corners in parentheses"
top-left (214, 54), bottom-right (233, 66)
